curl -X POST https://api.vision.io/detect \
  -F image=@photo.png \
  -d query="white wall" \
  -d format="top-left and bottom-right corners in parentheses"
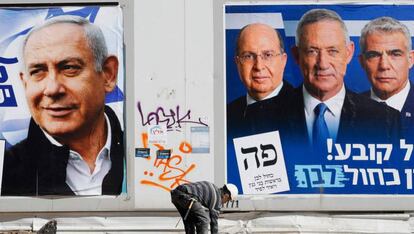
top-left (134, 0), bottom-right (215, 209)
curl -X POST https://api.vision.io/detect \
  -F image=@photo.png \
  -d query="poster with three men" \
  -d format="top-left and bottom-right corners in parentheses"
top-left (226, 4), bottom-right (414, 195)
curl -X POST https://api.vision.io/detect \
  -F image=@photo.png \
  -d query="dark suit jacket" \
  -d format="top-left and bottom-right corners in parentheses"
top-left (363, 82), bottom-right (414, 139)
top-left (226, 81), bottom-right (294, 193)
top-left (287, 86), bottom-right (401, 149)
top-left (227, 81), bottom-right (294, 138)
top-left (1, 106), bottom-right (124, 196)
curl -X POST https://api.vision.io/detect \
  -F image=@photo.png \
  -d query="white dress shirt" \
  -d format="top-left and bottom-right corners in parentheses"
top-left (370, 81), bottom-right (410, 112)
top-left (42, 114), bottom-right (112, 195)
top-left (303, 85), bottom-right (346, 143)
top-left (246, 82), bottom-right (284, 105)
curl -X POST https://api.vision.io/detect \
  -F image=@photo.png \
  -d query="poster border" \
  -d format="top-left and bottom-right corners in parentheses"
top-left (218, 0), bottom-right (414, 211)
top-left (0, 0), bottom-right (135, 212)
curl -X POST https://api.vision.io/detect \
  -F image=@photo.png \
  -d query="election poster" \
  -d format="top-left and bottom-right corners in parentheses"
top-left (226, 4), bottom-right (414, 195)
top-left (233, 131), bottom-right (289, 194)
top-left (0, 5), bottom-right (124, 196)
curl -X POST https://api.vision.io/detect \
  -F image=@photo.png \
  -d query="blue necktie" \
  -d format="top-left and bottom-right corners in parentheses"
top-left (312, 103), bottom-right (330, 152)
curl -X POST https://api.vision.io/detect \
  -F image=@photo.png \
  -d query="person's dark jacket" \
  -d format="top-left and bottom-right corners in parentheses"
top-left (362, 82), bottom-right (414, 140)
top-left (1, 106), bottom-right (124, 196)
top-left (227, 81), bottom-right (294, 138)
top-left (174, 181), bottom-right (222, 233)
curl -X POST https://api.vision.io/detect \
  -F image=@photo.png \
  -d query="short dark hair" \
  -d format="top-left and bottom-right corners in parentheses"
top-left (222, 185), bottom-right (231, 198)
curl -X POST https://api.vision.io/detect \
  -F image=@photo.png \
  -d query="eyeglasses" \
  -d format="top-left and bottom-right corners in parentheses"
top-left (237, 51), bottom-right (283, 64)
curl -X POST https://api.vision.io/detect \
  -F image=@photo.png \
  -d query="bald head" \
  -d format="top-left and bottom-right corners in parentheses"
top-left (236, 23), bottom-right (285, 56)
top-left (234, 23), bottom-right (287, 100)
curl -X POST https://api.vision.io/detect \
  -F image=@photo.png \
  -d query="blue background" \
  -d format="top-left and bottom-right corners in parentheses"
top-left (226, 4), bottom-right (414, 195)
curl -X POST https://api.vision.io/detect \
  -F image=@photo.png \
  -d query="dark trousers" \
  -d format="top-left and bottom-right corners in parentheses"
top-left (171, 188), bottom-right (211, 234)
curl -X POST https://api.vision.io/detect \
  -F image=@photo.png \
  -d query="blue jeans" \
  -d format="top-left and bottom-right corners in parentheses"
top-left (171, 189), bottom-right (211, 234)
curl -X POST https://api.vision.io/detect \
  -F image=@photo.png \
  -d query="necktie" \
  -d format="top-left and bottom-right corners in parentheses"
top-left (313, 103), bottom-right (330, 152)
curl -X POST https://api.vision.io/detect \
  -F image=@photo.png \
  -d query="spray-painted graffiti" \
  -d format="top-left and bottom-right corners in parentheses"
top-left (137, 101), bottom-right (208, 132)
top-left (140, 133), bottom-right (196, 192)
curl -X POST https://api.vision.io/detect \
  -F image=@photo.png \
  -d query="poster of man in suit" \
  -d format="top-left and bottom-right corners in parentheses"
top-left (0, 5), bottom-right (125, 196)
top-left (225, 4), bottom-right (414, 196)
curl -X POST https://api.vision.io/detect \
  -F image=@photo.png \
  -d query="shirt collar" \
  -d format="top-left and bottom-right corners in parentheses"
top-left (41, 113), bottom-right (112, 158)
top-left (303, 84), bottom-right (345, 117)
top-left (246, 81), bottom-right (284, 106)
top-left (370, 81), bottom-right (410, 112)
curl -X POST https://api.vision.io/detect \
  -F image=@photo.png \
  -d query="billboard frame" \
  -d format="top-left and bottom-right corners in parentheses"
top-left (0, 0), bottom-right (136, 212)
top-left (215, 0), bottom-right (414, 211)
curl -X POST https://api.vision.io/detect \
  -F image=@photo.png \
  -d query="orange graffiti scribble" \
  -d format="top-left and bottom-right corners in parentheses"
top-left (161, 163), bottom-right (196, 189)
top-left (141, 133), bottom-right (164, 150)
top-left (141, 133), bottom-right (151, 160)
top-left (154, 144), bottom-right (164, 150)
top-left (179, 141), bottom-right (192, 153)
top-left (140, 133), bottom-right (197, 191)
top-left (140, 180), bottom-right (171, 192)
top-left (142, 133), bottom-right (148, 148)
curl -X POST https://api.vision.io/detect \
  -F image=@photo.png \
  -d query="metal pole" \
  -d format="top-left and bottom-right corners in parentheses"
top-left (183, 199), bottom-right (195, 220)
top-left (175, 199), bottom-right (196, 228)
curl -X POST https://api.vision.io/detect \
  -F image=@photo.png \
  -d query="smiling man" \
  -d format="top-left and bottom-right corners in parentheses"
top-left (359, 17), bottom-right (414, 138)
top-left (288, 9), bottom-right (400, 153)
top-left (227, 23), bottom-right (293, 138)
top-left (1, 15), bottom-right (124, 196)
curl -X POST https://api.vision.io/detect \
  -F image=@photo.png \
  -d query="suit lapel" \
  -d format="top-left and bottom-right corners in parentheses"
top-left (401, 82), bottom-right (414, 120)
top-left (289, 87), bottom-right (309, 144)
top-left (336, 90), bottom-right (357, 142)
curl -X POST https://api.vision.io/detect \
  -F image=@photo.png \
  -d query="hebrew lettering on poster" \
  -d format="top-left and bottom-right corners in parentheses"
top-left (326, 139), bottom-right (393, 165)
top-left (295, 165), bottom-right (347, 188)
top-left (233, 131), bottom-right (289, 194)
top-left (0, 57), bottom-right (18, 107)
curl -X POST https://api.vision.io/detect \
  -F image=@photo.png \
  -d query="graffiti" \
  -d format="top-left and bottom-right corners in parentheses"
top-left (137, 101), bottom-right (208, 132)
top-left (140, 133), bottom-right (196, 192)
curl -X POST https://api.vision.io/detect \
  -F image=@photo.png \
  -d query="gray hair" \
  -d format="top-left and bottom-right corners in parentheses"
top-left (359, 16), bottom-right (412, 53)
top-left (295, 8), bottom-right (350, 46)
top-left (235, 24), bottom-right (285, 55)
top-left (22, 15), bottom-right (108, 72)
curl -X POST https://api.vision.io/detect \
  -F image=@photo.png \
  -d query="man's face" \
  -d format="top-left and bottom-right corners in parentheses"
top-left (359, 31), bottom-right (414, 100)
top-left (21, 23), bottom-right (117, 140)
top-left (293, 21), bottom-right (354, 101)
top-left (221, 193), bottom-right (231, 205)
top-left (235, 24), bottom-right (287, 100)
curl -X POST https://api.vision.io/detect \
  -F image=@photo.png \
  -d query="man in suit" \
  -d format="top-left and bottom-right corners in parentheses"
top-left (227, 23), bottom-right (293, 137)
top-left (226, 23), bottom-right (294, 193)
top-left (289, 9), bottom-right (400, 154)
top-left (359, 17), bottom-right (414, 139)
top-left (1, 15), bottom-right (124, 196)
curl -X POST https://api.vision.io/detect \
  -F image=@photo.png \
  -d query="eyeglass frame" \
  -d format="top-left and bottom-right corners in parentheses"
top-left (236, 50), bottom-right (284, 65)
